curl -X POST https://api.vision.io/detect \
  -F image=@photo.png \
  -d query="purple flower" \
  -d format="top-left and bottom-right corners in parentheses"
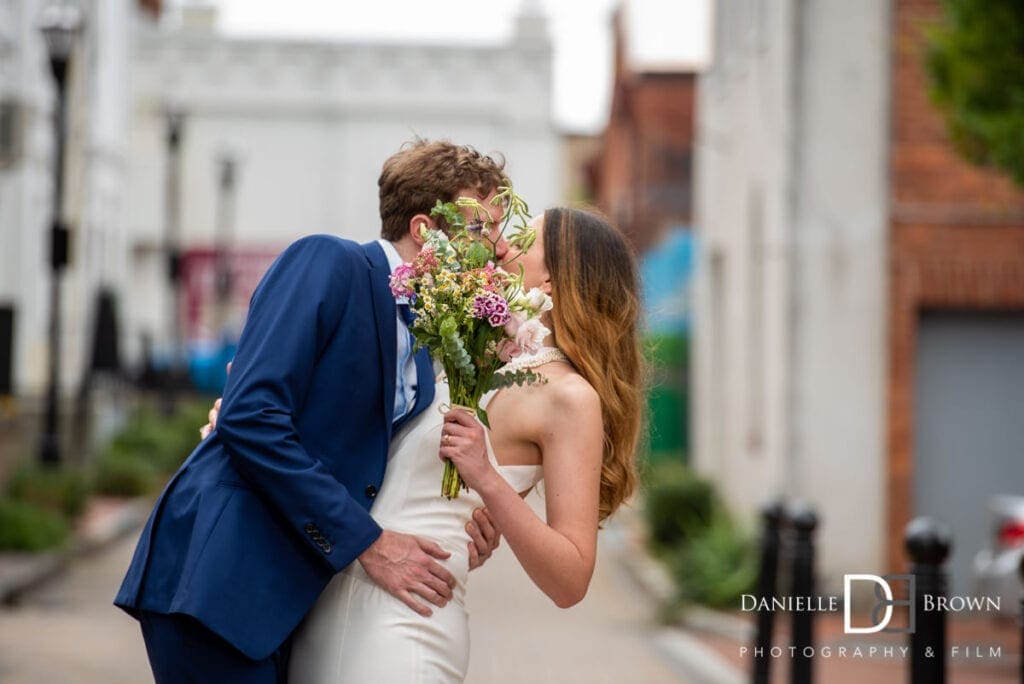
top-left (471, 292), bottom-right (511, 327)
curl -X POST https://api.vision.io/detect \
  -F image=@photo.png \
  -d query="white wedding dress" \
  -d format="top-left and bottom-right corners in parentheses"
top-left (288, 380), bottom-right (544, 683)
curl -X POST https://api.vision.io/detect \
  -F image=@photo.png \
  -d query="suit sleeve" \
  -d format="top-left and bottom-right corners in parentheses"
top-left (214, 235), bottom-right (382, 573)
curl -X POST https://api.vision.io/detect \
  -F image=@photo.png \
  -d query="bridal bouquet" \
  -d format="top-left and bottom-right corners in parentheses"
top-left (389, 186), bottom-right (552, 499)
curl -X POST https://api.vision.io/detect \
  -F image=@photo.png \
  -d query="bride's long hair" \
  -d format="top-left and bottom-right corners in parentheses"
top-left (543, 208), bottom-right (644, 522)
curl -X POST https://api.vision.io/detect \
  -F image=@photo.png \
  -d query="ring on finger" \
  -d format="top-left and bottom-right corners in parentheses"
top-left (443, 433), bottom-right (452, 445)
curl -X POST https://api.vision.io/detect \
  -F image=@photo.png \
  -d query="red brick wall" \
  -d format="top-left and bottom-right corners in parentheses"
top-left (589, 10), bottom-right (698, 252)
top-left (886, 0), bottom-right (1024, 574)
top-left (594, 73), bottom-right (696, 252)
top-left (138, 0), bottom-right (162, 17)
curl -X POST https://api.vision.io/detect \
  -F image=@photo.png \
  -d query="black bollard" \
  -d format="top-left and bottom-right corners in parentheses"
top-left (752, 500), bottom-right (785, 684)
top-left (1018, 554), bottom-right (1023, 684)
top-left (905, 516), bottom-right (952, 684)
top-left (788, 502), bottom-right (818, 684)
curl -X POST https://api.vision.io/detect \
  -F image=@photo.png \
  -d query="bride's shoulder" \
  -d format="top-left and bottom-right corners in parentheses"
top-left (539, 371), bottom-right (600, 417)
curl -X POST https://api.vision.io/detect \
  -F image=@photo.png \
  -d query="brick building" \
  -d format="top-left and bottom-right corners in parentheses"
top-left (591, 9), bottom-right (698, 253)
top-left (886, 0), bottom-right (1024, 577)
top-left (694, 0), bottom-right (1024, 593)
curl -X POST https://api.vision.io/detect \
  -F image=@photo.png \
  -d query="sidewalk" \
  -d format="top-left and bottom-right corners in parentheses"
top-left (0, 497), bottom-right (150, 605)
top-left (465, 490), bottom-right (687, 682)
top-left (0, 528), bottom-right (151, 683)
top-left (0, 492), bottom-right (694, 683)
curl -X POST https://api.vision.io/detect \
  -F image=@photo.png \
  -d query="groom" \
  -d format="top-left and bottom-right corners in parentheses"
top-left (115, 140), bottom-right (509, 682)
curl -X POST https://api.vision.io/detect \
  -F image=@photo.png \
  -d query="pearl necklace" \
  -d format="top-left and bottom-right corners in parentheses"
top-left (499, 346), bottom-right (568, 373)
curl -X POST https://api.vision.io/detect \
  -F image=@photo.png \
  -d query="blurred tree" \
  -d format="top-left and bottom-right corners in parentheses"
top-left (926, 0), bottom-right (1024, 186)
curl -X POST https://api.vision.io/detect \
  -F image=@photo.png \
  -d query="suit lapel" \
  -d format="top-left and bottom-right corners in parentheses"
top-left (362, 242), bottom-right (397, 437)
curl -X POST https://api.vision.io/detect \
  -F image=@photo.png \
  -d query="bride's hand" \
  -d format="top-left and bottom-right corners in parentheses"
top-left (199, 398), bottom-right (222, 439)
top-left (439, 410), bottom-right (498, 492)
top-left (198, 362), bottom-right (232, 439)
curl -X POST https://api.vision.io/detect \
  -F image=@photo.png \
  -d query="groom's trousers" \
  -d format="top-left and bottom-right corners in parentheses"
top-left (139, 611), bottom-right (292, 683)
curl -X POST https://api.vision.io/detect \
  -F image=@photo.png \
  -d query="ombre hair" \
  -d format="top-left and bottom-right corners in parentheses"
top-left (543, 207), bottom-right (644, 522)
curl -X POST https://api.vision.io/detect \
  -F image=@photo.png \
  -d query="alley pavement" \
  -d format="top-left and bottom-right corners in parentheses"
top-left (0, 492), bottom-right (685, 683)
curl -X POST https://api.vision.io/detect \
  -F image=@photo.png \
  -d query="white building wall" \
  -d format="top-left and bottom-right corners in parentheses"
top-left (0, 2), bottom-right (558, 394)
top-left (694, 0), bottom-right (890, 591)
top-left (125, 12), bottom-right (557, 363)
top-left (0, 0), bottom-right (68, 396)
top-left (0, 0), bottom-right (139, 398)
top-left (63, 0), bottom-right (134, 389)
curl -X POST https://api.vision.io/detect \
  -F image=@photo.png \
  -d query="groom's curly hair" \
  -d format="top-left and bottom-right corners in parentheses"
top-left (378, 139), bottom-right (507, 241)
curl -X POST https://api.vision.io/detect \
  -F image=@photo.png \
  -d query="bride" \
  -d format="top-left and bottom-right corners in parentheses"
top-left (208, 207), bottom-right (643, 682)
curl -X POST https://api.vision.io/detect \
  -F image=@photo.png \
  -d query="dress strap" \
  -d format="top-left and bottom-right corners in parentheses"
top-left (478, 388), bottom-right (500, 412)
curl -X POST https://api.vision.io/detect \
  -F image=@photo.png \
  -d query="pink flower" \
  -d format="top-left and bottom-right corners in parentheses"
top-left (515, 317), bottom-right (550, 354)
top-left (503, 313), bottom-right (525, 337)
top-left (413, 247), bottom-right (439, 276)
top-left (497, 338), bottom-right (523, 363)
top-left (389, 263), bottom-right (416, 298)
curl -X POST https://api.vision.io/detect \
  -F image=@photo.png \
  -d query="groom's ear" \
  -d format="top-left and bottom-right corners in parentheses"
top-left (408, 214), bottom-right (435, 247)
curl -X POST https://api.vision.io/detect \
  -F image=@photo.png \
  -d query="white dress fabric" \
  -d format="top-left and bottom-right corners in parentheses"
top-left (289, 381), bottom-right (543, 683)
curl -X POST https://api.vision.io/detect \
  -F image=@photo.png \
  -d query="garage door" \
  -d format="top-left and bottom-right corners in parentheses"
top-left (913, 312), bottom-right (1024, 595)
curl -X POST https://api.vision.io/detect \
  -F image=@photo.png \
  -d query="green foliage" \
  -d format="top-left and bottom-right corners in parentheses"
top-left (462, 241), bottom-right (493, 270)
top-left (0, 498), bottom-right (69, 551)
top-left (104, 400), bottom-right (210, 475)
top-left (643, 461), bottom-right (716, 554)
top-left (93, 450), bottom-right (159, 498)
top-left (926, 0), bottom-right (1024, 185)
top-left (7, 464), bottom-right (92, 520)
top-left (430, 199), bottom-right (467, 232)
top-left (432, 182), bottom-right (535, 263)
top-left (92, 398), bottom-right (210, 497)
top-left (488, 367), bottom-right (545, 391)
top-left (439, 318), bottom-right (474, 380)
top-left (667, 514), bottom-right (759, 608)
top-left (642, 460), bottom-right (758, 613)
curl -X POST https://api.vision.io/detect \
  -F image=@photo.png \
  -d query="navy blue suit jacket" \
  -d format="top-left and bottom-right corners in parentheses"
top-left (115, 236), bottom-right (435, 660)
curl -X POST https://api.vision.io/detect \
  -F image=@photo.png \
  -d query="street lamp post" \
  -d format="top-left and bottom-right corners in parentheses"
top-left (38, 2), bottom-right (83, 466)
top-left (158, 104), bottom-right (188, 415)
top-left (214, 153), bottom-right (237, 323)
top-left (165, 105), bottom-right (185, 368)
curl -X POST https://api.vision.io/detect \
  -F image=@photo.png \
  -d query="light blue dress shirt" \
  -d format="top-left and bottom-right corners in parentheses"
top-left (378, 239), bottom-right (419, 425)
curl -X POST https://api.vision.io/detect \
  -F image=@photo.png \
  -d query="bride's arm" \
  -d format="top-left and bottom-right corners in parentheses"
top-left (442, 379), bottom-right (603, 608)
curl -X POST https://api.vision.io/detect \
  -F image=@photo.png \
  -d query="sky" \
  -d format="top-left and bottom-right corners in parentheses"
top-left (206, 0), bottom-right (712, 134)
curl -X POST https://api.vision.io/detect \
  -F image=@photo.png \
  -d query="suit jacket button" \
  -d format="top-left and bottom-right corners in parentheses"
top-left (365, 485), bottom-right (378, 498)
top-left (322, 543), bottom-right (332, 554)
top-left (305, 523), bottom-right (316, 534)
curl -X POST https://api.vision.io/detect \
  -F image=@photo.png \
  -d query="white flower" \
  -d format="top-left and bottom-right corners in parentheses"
top-left (525, 287), bottom-right (553, 313)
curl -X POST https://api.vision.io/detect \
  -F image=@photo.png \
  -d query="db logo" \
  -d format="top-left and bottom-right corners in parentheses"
top-left (843, 574), bottom-right (916, 634)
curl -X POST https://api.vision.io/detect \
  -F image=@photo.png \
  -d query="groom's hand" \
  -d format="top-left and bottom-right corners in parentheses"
top-left (358, 530), bottom-right (456, 617)
top-left (467, 508), bottom-right (501, 571)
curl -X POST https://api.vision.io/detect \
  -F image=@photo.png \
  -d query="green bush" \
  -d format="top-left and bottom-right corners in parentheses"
top-left (112, 410), bottom-right (182, 474)
top-left (93, 449), bottom-right (159, 498)
top-left (643, 461), bottom-right (716, 553)
top-left (0, 497), bottom-right (70, 551)
top-left (105, 399), bottom-right (210, 476)
top-left (7, 464), bottom-right (92, 520)
top-left (668, 513), bottom-right (759, 608)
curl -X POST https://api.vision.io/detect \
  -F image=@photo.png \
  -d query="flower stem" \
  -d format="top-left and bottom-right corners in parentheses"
top-left (441, 400), bottom-right (475, 500)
